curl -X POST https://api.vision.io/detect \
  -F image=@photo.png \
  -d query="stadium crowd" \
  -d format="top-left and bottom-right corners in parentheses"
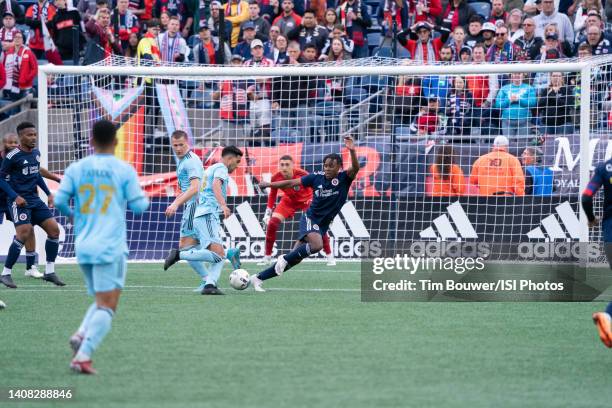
top-left (0, 0), bottom-right (609, 139)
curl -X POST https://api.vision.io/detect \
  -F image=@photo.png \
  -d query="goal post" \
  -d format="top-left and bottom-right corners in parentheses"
top-left (34, 56), bottom-right (612, 266)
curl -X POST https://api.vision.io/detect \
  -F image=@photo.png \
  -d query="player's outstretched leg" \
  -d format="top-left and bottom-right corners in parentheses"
top-left (188, 260), bottom-right (209, 292)
top-left (593, 302), bottom-right (612, 348)
top-left (69, 303), bottom-right (98, 355)
top-left (322, 234), bottom-right (335, 266)
top-left (261, 216), bottom-right (282, 265)
top-left (226, 248), bottom-right (241, 270)
top-left (39, 219), bottom-right (65, 286)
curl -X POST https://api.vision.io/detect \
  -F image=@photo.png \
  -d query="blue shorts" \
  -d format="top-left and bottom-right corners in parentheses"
top-left (180, 202), bottom-right (197, 239)
top-left (298, 213), bottom-right (329, 241)
top-left (194, 213), bottom-right (222, 248)
top-left (7, 197), bottom-right (54, 226)
top-left (603, 218), bottom-right (612, 243)
top-left (0, 206), bottom-right (9, 224)
top-left (79, 255), bottom-right (128, 296)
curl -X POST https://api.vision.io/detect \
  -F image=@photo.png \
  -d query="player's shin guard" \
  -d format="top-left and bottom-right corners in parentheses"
top-left (26, 251), bottom-right (36, 270)
top-left (45, 238), bottom-right (59, 274)
top-left (180, 247), bottom-right (223, 263)
top-left (77, 303), bottom-right (98, 336)
top-left (77, 307), bottom-right (114, 359)
top-left (188, 260), bottom-right (208, 279)
top-left (284, 243), bottom-right (311, 267)
top-left (265, 217), bottom-right (281, 256)
top-left (322, 234), bottom-right (331, 255)
top-left (4, 237), bottom-right (24, 269)
top-left (205, 259), bottom-right (224, 286)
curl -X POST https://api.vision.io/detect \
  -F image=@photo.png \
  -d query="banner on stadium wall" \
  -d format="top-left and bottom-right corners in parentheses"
top-left (90, 84), bottom-right (146, 173)
top-left (156, 83), bottom-right (193, 142)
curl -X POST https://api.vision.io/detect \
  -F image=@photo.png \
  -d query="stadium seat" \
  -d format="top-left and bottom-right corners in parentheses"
top-left (315, 101), bottom-right (344, 117)
top-left (344, 87), bottom-right (368, 104)
top-left (271, 128), bottom-right (304, 144)
top-left (367, 32), bottom-right (382, 50)
top-left (394, 126), bottom-right (416, 141)
top-left (468, 2), bottom-right (491, 19)
top-left (361, 75), bottom-right (387, 92)
top-left (395, 45), bottom-right (411, 59)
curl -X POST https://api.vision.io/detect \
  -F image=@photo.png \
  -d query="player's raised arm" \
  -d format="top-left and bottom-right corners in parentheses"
top-left (125, 166), bottom-right (149, 215)
top-left (40, 167), bottom-right (61, 183)
top-left (259, 178), bottom-right (301, 190)
top-left (582, 164), bottom-right (605, 227)
top-left (55, 167), bottom-right (75, 217)
top-left (344, 136), bottom-right (359, 179)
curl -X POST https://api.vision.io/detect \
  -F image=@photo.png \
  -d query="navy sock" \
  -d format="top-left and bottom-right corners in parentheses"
top-left (45, 238), bottom-right (59, 263)
top-left (258, 265), bottom-right (278, 281)
top-left (284, 243), bottom-right (311, 267)
top-left (605, 302), bottom-right (612, 317)
top-left (26, 251), bottom-right (36, 270)
top-left (5, 237), bottom-right (24, 269)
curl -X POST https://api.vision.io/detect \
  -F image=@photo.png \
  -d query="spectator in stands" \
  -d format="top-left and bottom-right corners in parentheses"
top-left (159, 10), bottom-right (170, 30)
top-left (224, 0), bottom-right (250, 47)
top-left (574, 0), bottom-right (605, 34)
top-left (209, 1), bottom-right (233, 41)
top-left (288, 8), bottom-right (329, 52)
top-left (429, 144), bottom-right (465, 196)
top-left (324, 36), bottom-right (351, 61)
top-left (271, 34), bottom-right (289, 63)
top-left (158, 15), bottom-right (189, 61)
top-left (496, 72), bottom-right (536, 139)
top-left (448, 26), bottom-right (467, 61)
top-left (273, 0), bottom-right (302, 36)
top-left (84, 8), bottom-right (123, 65)
top-left (320, 24), bottom-right (354, 57)
top-left (154, 0), bottom-right (186, 27)
top-left (128, 0), bottom-right (146, 21)
top-left (286, 40), bottom-right (301, 63)
top-left (244, 39), bottom-right (274, 141)
top-left (49, 0), bottom-right (85, 62)
top-left (212, 54), bottom-right (250, 146)
top-left (185, 0), bottom-right (208, 35)
top-left (533, 0), bottom-right (574, 44)
top-left (124, 31), bottom-right (140, 57)
top-left (464, 15), bottom-right (483, 48)
top-left (77, 0), bottom-right (102, 22)
top-left (413, 96), bottom-right (443, 136)
top-left (513, 17), bottom-right (543, 60)
top-left (0, 1), bottom-right (24, 26)
top-left (377, 0), bottom-right (409, 37)
top-left (25, 0), bottom-right (57, 59)
top-left (574, 10), bottom-right (605, 44)
top-left (234, 21), bottom-right (259, 59)
top-left (538, 32), bottom-right (567, 58)
top-left (470, 135), bottom-right (525, 196)
top-left (397, 21), bottom-right (450, 63)
top-left (192, 24), bottom-right (231, 64)
top-left (521, 147), bottom-right (553, 195)
top-left (606, 0), bottom-right (612, 21)
top-left (537, 71), bottom-right (575, 134)
top-left (459, 45), bottom-right (471, 61)
top-left (413, 0), bottom-right (443, 24)
top-left (294, 0), bottom-right (326, 20)
top-left (337, 0), bottom-right (371, 58)
top-left (486, 24), bottom-right (523, 62)
top-left (240, 1), bottom-right (270, 42)
top-left (393, 73), bottom-right (422, 125)
top-left (261, 0), bottom-right (280, 22)
top-left (439, 0), bottom-right (475, 33)
top-left (141, 0), bottom-right (155, 26)
top-left (446, 75), bottom-right (473, 136)
top-left (323, 8), bottom-right (338, 32)
top-left (0, 11), bottom-right (19, 52)
top-left (4, 31), bottom-right (37, 100)
top-left (301, 42), bottom-right (318, 61)
top-left (543, 22), bottom-right (574, 56)
top-left (581, 24), bottom-right (612, 55)
top-left (264, 25), bottom-right (280, 56)
top-left (489, 0), bottom-right (508, 23)
top-left (111, 0), bottom-right (140, 51)
top-left (421, 45), bottom-right (452, 105)
top-left (507, 8), bottom-right (523, 38)
top-left (136, 18), bottom-right (161, 64)
top-left (480, 22), bottom-right (496, 49)
top-left (467, 43), bottom-right (499, 135)
top-left (322, 37), bottom-right (350, 101)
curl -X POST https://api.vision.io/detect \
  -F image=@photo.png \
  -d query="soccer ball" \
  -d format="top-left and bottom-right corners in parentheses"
top-left (229, 269), bottom-right (250, 290)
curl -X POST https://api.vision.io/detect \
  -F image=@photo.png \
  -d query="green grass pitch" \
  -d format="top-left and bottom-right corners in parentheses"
top-left (1, 262), bottom-right (611, 408)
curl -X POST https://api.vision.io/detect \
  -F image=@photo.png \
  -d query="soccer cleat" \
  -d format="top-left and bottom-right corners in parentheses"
top-left (25, 265), bottom-right (43, 279)
top-left (250, 274), bottom-right (265, 292)
top-left (192, 280), bottom-right (207, 293)
top-left (274, 255), bottom-right (288, 276)
top-left (257, 255), bottom-right (272, 266)
top-left (69, 333), bottom-right (83, 356)
top-left (326, 254), bottom-right (336, 266)
top-left (164, 249), bottom-right (180, 271)
top-left (0, 299), bottom-right (6, 309)
top-left (0, 275), bottom-right (17, 289)
top-left (70, 359), bottom-right (97, 375)
top-left (42, 273), bottom-right (66, 286)
top-left (201, 284), bottom-right (224, 295)
top-left (226, 248), bottom-right (241, 270)
top-left (592, 312), bottom-right (612, 348)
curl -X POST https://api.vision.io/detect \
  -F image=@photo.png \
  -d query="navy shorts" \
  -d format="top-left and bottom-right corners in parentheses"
top-left (7, 197), bottom-right (54, 226)
top-left (298, 213), bottom-right (329, 241)
top-left (0, 206), bottom-right (9, 224)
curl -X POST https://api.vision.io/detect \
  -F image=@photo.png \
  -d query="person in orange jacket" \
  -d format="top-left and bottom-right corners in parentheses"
top-left (469, 135), bottom-right (525, 196)
top-left (430, 144), bottom-right (466, 196)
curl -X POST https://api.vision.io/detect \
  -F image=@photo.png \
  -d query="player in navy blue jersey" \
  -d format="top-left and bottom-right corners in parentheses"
top-left (0, 122), bottom-right (65, 288)
top-left (0, 133), bottom-right (61, 280)
top-left (582, 158), bottom-right (612, 348)
top-left (251, 137), bottom-right (359, 292)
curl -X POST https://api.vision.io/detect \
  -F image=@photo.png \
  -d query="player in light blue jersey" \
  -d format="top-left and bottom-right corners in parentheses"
top-left (164, 146), bottom-right (243, 295)
top-left (55, 120), bottom-right (149, 374)
top-left (164, 131), bottom-right (211, 292)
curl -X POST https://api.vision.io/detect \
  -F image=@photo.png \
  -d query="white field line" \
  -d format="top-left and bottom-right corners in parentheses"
top-left (3, 285), bottom-right (360, 293)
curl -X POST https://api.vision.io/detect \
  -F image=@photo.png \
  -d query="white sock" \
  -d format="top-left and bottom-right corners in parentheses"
top-left (74, 351), bottom-right (90, 362)
top-left (605, 313), bottom-right (612, 322)
top-left (45, 262), bottom-right (55, 275)
top-left (1, 267), bottom-right (11, 276)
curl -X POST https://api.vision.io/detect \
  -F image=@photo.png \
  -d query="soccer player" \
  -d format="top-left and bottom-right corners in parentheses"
top-left (582, 157), bottom-right (612, 348)
top-left (251, 137), bottom-right (359, 292)
top-left (164, 130), bottom-right (211, 292)
top-left (164, 146), bottom-right (243, 295)
top-left (0, 123), bottom-right (65, 288)
top-left (260, 155), bottom-right (335, 266)
top-left (0, 132), bottom-right (61, 279)
top-left (55, 120), bottom-right (149, 374)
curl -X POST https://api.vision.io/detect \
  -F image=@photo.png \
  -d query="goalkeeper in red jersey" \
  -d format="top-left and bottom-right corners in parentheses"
top-left (260, 155), bottom-right (335, 266)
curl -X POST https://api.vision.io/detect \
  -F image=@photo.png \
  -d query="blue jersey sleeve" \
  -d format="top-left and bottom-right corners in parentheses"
top-left (55, 164), bottom-right (76, 216)
top-left (185, 159), bottom-right (202, 181)
top-left (0, 154), bottom-right (17, 199)
top-left (123, 165), bottom-right (149, 214)
top-left (213, 164), bottom-right (229, 183)
top-left (584, 164), bottom-right (606, 198)
top-left (301, 173), bottom-right (316, 188)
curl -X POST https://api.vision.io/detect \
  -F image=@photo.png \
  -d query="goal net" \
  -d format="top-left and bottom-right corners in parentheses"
top-left (37, 55), bottom-right (612, 266)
